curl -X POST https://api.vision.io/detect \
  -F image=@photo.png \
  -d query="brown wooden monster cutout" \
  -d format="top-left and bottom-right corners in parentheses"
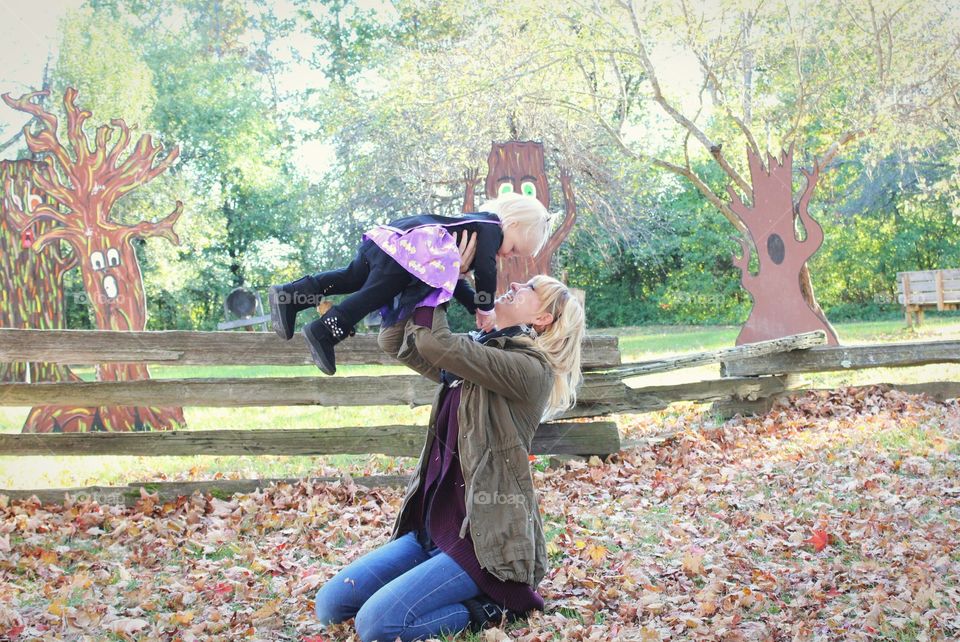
top-left (463, 140), bottom-right (577, 294)
top-left (728, 145), bottom-right (839, 346)
top-left (1, 88), bottom-right (186, 432)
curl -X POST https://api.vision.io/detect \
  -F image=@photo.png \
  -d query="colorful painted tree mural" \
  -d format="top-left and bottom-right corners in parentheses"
top-left (727, 146), bottom-right (839, 346)
top-left (1, 87), bottom-right (186, 432)
top-left (0, 160), bottom-right (80, 387)
top-left (462, 140), bottom-right (577, 294)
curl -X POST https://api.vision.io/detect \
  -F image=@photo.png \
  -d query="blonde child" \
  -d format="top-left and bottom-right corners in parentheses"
top-left (268, 193), bottom-right (552, 374)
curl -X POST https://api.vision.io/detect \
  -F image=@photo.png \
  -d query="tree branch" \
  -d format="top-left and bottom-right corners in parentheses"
top-left (119, 200), bottom-right (184, 245)
top-left (1, 91), bottom-right (78, 191)
top-left (622, 2), bottom-right (753, 196)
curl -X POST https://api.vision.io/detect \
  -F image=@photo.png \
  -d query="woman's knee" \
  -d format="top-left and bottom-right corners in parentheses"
top-left (353, 594), bottom-right (404, 642)
top-left (313, 579), bottom-right (354, 625)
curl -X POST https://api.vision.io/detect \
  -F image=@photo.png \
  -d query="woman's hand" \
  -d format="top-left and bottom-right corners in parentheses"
top-left (476, 310), bottom-right (497, 332)
top-left (457, 231), bottom-right (477, 274)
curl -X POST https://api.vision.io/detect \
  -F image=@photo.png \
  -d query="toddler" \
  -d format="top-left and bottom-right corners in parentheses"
top-left (268, 193), bottom-right (552, 374)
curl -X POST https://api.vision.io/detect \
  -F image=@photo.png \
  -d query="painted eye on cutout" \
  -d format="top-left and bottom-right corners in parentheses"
top-left (520, 181), bottom-right (537, 198)
top-left (498, 183), bottom-right (514, 196)
top-left (91, 251), bottom-right (105, 271)
top-left (107, 248), bottom-right (120, 267)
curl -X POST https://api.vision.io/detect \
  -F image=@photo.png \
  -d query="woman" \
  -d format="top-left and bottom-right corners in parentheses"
top-left (312, 236), bottom-right (586, 642)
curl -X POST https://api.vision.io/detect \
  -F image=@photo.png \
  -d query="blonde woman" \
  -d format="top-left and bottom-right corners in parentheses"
top-left (312, 234), bottom-right (585, 641)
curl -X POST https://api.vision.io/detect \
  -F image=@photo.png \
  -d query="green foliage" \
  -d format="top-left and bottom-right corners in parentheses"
top-left (53, 7), bottom-right (156, 127)
top-left (23, 0), bottom-right (960, 332)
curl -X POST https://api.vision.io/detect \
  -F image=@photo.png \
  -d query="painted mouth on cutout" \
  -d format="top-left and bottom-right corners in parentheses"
top-left (103, 275), bottom-right (118, 300)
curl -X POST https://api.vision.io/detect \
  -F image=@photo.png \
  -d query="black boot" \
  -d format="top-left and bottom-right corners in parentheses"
top-left (268, 275), bottom-right (323, 341)
top-left (302, 306), bottom-right (355, 375)
top-left (461, 597), bottom-right (521, 632)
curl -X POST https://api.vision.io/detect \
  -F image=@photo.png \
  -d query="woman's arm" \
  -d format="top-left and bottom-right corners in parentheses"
top-left (377, 318), bottom-right (442, 383)
top-left (405, 305), bottom-right (549, 401)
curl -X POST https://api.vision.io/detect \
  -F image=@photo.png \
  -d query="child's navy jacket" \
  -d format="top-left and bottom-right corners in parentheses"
top-left (385, 211), bottom-right (503, 314)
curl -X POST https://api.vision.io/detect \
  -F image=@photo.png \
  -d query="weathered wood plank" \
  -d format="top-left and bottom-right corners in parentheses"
top-left (0, 372), bottom-right (626, 408)
top-left (0, 421), bottom-right (621, 457)
top-left (897, 292), bottom-right (960, 305)
top-left (0, 475), bottom-right (414, 507)
top-left (722, 340), bottom-right (960, 377)
top-left (896, 269), bottom-right (960, 282)
top-left (0, 329), bottom-right (621, 369)
top-left (896, 279), bottom-right (960, 293)
top-left (602, 331), bottom-right (825, 378)
top-left (623, 375), bottom-right (794, 413)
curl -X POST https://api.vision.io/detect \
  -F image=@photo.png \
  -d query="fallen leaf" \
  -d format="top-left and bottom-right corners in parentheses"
top-left (804, 529), bottom-right (829, 552)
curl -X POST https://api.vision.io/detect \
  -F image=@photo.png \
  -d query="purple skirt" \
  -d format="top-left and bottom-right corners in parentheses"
top-left (363, 224), bottom-right (461, 313)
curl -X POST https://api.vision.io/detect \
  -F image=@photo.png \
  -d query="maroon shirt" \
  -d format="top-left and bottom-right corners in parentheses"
top-left (410, 307), bottom-right (544, 614)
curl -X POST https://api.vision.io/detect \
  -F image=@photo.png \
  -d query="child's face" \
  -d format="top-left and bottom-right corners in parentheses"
top-left (498, 226), bottom-right (539, 258)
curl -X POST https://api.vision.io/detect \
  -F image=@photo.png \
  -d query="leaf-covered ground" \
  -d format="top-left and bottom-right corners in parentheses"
top-left (1, 385), bottom-right (959, 641)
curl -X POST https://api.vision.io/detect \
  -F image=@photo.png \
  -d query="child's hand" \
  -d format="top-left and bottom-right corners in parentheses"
top-left (476, 310), bottom-right (497, 332)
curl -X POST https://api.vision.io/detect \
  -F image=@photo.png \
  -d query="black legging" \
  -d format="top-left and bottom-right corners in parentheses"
top-left (312, 240), bottom-right (414, 329)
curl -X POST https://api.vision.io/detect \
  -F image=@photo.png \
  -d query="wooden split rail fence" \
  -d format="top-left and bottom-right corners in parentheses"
top-left (0, 326), bottom-right (957, 504)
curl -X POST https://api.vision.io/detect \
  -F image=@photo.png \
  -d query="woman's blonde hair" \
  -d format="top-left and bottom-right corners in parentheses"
top-left (527, 275), bottom-right (585, 421)
top-left (478, 192), bottom-right (552, 256)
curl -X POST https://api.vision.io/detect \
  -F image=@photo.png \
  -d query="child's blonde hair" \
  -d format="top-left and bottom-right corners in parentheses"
top-left (527, 275), bottom-right (585, 421)
top-left (478, 192), bottom-right (552, 256)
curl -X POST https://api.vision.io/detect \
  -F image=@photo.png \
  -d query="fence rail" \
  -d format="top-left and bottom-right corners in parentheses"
top-left (721, 339), bottom-right (960, 377)
top-left (0, 373), bottom-right (627, 410)
top-left (0, 328), bottom-right (622, 370)
top-left (0, 421), bottom-right (620, 458)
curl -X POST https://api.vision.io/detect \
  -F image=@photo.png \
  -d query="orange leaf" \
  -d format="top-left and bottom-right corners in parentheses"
top-left (212, 582), bottom-right (233, 596)
top-left (804, 529), bottom-right (829, 552)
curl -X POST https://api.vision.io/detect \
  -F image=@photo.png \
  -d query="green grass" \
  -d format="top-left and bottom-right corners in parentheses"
top-left (1, 314), bottom-right (957, 491)
top-left (601, 314), bottom-right (960, 362)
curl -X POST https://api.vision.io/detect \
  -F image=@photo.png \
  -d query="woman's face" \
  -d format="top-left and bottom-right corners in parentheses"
top-left (494, 280), bottom-right (554, 330)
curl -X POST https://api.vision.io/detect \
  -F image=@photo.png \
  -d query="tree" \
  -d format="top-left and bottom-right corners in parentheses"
top-left (1, 88), bottom-right (185, 432)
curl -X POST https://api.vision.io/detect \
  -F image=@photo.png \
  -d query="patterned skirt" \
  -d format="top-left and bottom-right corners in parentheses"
top-left (362, 224), bottom-right (461, 326)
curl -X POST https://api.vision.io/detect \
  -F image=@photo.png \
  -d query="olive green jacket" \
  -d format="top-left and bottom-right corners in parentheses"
top-left (377, 305), bottom-right (552, 587)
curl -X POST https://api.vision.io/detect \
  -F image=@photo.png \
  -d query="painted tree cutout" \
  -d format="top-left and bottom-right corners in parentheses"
top-left (0, 160), bottom-right (80, 388)
top-left (728, 145), bottom-right (839, 346)
top-left (463, 140), bottom-right (577, 294)
top-left (1, 87), bottom-right (186, 432)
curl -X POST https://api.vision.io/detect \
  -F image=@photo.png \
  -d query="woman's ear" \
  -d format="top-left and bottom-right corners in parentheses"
top-left (532, 311), bottom-right (554, 331)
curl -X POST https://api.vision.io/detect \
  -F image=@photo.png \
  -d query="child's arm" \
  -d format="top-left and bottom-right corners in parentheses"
top-left (452, 278), bottom-right (478, 314)
top-left (471, 224), bottom-right (502, 313)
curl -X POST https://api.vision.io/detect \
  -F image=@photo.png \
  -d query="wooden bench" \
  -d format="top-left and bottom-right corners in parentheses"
top-left (897, 269), bottom-right (960, 327)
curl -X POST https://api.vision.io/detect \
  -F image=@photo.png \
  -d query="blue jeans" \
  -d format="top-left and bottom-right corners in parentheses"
top-left (314, 530), bottom-right (482, 642)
